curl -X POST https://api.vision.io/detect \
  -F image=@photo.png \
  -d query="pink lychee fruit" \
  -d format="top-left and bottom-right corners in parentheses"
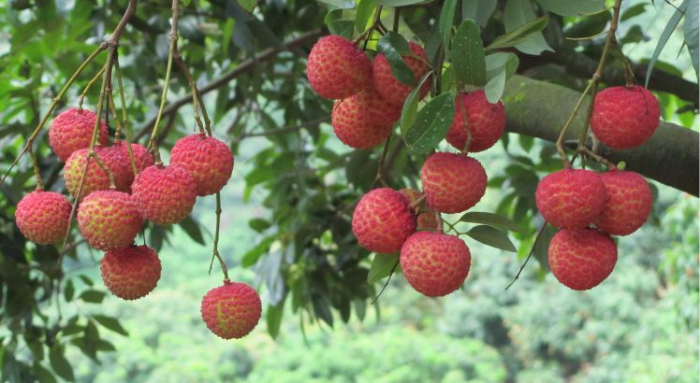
top-left (400, 231), bottom-right (471, 297)
top-left (131, 164), bottom-right (197, 225)
top-left (15, 190), bottom-right (72, 245)
top-left (353, 83), bottom-right (403, 127)
top-left (548, 228), bottom-right (617, 290)
top-left (352, 188), bottom-right (417, 254)
top-left (331, 98), bottom-right (393, 149)
top-left (102, 142), bottom-right (155, 191)
top-left (420, 152), bottom-right (487, 214)
top-left (590, 85), bottom-right (660, 149)
top-left (49, 108), bottom-right (109, 162)
top-left (535, 169), bottom-right (607, 229)
top-left (446, 90), bottom-right (506, 152)
top-left (63, 148), bottom-right (120, 200)
top-left (101, 244), bottom-right (161, 300)
top-left (77, 190), bottom-right (143, 251)
top-left (372, 42), bottom-right (431, 107)
top-left (306, 35), bottom-right (372, 100)
top-left (201, 281), bottom-right (262, 339)
top-left (170, 134), bottom-right (234, 196)
top-left (399, 188), bottom-right (441, 231)
top-left (594, 170), bottom-right (652, 236)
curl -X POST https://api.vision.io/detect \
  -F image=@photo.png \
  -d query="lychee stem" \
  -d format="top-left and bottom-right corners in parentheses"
top-left (78, 66), bottom-right (106, 110)
top-left (27, 145), bottom-right (44, 191)
top-left (505, 221), bottom-right (549, 290)
top-left (374, 135), bottom-right (392, 187)
top-left (114, 59), bottom-right (139, 176)
top-left (353, 5), bottom-right (385, 46)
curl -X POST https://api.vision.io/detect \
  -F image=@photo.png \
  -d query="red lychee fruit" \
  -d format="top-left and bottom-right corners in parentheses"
top-left (101, 244), bottom-right (161, 300)
top-left (548, 228), bottom-right (617, 290)
top-left (535, 169), bottom-right (607, 229)
top-left (420, 152), bottom-right (487, 214)
top-left (77, 190), bottom-right (142, 251)
top-left (352, 188), bottom-right (417, 254)
top-left (170, 134), bottom-right (234, 196)
top-left (446, 90), bottom-right (506, 152)
top-left (399, 188), bottom-right (441, 231)
top-left (353, 83), bottom-right (402, 127)
top-left (400, 231), bottom-right (471, 297)
top-left (49, 108), bottom-right (109, 162)
top-left (102, 142), bottom-right (155, 191)
top-left (63, 148), bottom-right (120, 200)
top-left (201, 281), bottom-right (262, 339)
top-left (331, 98), bottom-right (393, 149)
top-left (131, 164), bottom-right (197, 225)
top-left (594, 171), bottom-right (652, 236)
top-left (373, 42), bottom-right (430, 107)
top-left (306, 35), bottom-right (372, 100)
top-left (15, 190), bottom-right (72, 245)
top-left (590, 85), bottom-right (660, 149)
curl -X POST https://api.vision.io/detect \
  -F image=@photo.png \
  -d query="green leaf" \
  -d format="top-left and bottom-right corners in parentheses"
top-left (403, 93), bottom-right (455, 153)
top-left (237, 0), bottom-right (257, 12)
top-left (328, 20), bottom-right (355, 39)
top-left (487, 16), bottom-right (549, 51)
top-left (92, 315), bottom-right (128, 336)
top-left (462, 0), bottom-right (497, 28)
top-left (311, 294), bottom-right (334, 327)
top-left (466, 225), bottom-right (517, 252)
top-left (79, 290), bottom-right (105, 304)
top-left (317, 0), bottom-right (355, 8)
top-left (355, 0), bottom-right (377, 33)
top-left (377, 32), bottom-right (417, 86)
top-left (621, 3), bottom-right (647, 21)
top-left (377, 0), bottom-right (433, 6)
top-left (266, 301), bottom-right (284, 339)
top-left (249, 218), bottom-right (272, 233)
top-left (33, 363), bottom-right (58, 383)
top-left (459, 211), bottom-right (523, 233)
top-left (242, 236), bottom-right (276, 267)
top-left (503, 0), bottom-right (552, 55)
top-left (400, 71), bottom-right (433, 134)
top-left (179, 216), bottom-right (205, 245)
top-left (64, 280), bottom-right (74, 302)
top-left (534, 0), bottom-right (605, 17)
top-left (684, 0), bottom-right (698, 80)
top-left (646, 0), bottom-right (688, 86)
top-left (485, 52), bottom-right (519, 80)
top-left (49, 347), bottom-right (74, 382)
top-left (438, 0), bottom-right (458, 47)
top-left (452, 19), bottom-right (486, 86)
top-left (368, 253), bottom-right (399, 283)
top-left (484, 68), bottom-right (506, 103)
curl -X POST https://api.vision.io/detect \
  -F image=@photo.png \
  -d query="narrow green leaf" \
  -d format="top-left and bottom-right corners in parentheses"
top-left (249, 218), bottom-right (272, 233)
top-left (621, 3), bottom-right (647, 21)
top-left (377, 0), bottom-right (433, 6)
top-left (266, 301), bottom-right (284, 339)
top-left (459, 211), bottom-right (523, 233)
top-left (179, 216), bottom-right (205, 245)
top-left (487, 16), bottom-right (549, 51)
top-left (466, 225), bottom-right (517, 252)
top-left (242, 236), bottom-right (276, 267)
top-left (92, 315), bottom-right (128, 336)
top-left (79, 290), bottom-right (105, 304)
top-left (377, 32), bottom-right (417, 86)
top-left (534, 0), bottom-right (605, 17)
top-left (503, 0), bottom-right (552, 55)
top-left (400, 71), bottom-right (433, 134)
top-left (452, 19), bottom-right (486, 86)
top-left (462, 0), bottom-right (497, 27)
top-left (368, 253), bottom-right (399, 283)
top-left (64, 280), bottom-right (74, 302)
top-left (684, 0), bottom-right (698, 79)
top-left (438, 0), bottom-right (458, 47)
top-left (646, 0), bottom-right (688, 86)
top-left (404, 93), bottom-right (455, 153)
top-left (355, 0), bottom-right (377, 33)
top-left (49, 347), bottom-right (74, 382)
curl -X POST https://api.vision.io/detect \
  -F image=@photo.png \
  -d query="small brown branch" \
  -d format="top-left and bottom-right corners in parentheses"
top-left (506, 222), bottom-right (548, 290)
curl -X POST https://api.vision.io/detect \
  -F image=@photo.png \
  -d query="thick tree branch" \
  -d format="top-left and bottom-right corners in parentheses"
top-left (504, 75), bottom-right (699, 196)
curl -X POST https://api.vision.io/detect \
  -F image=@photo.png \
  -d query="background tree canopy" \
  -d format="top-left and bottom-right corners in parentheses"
top-left (0, 0), bottom-right (698, 382)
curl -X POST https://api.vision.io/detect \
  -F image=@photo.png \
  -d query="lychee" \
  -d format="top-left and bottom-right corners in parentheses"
top-left (131, 164), bottom-right (197, 225)
top-left (170, 134), bottom-right (234, 196)
top-left (306, 35), bottom-right (372, 100)
top-left (351, 188), bottom-right (417, 254)
top-left (102, 142), bottom-right (154, 191)
top-left (63, 148), bottom-right (116, 199)
top-left (548, 228), bottom-right (617, 290)
top-left (446, 90), bottom-right (506, 152)
top-left (399, 188), bottom-right (440, 231)
top-left (420, 153), bottom-right (487, 214)
top-left (372, 42), bottom-right (430, 107)
top-left (535, 169), bottom-right (607, 229)
top-left (590, 85), bottom-right (660, 149)
top-left (101, 244), bottom-right (161, 300)
top-left (49, 108), bottom-right (109, 162)
top-left (331, 98), bottom-right (393, 149)
top-left (200, 281), bottom-right (262, 339)
top-left (77, 190), bottom-right (142, 251)
top-left (353, 83), bottom-right (402, 127)
top-left (594, 171), bottom-right (652, 236)
top-left (400, 232), bottom-right (471, 297)
top-left (15, 190), bottom-right (72, 245)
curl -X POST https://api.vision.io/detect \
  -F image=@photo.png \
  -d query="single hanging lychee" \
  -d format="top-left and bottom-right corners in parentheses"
top-left (15, 190), bottom-right (72, 245)
top-left (77, 190), bottom-right (143, 251)
top-left (63, 148), bottom-right (116, 200)
top-left (331, 98), bottom-right (393, 149)
top-left (535, 169), bottom-right (607, 229)
top-left (101, 244), bottom-right (161, 300)
top-left (201, 281), bottom-right (262, 339)
top-left (49, 107), bottom-right (109, 162)
top-left (548, 228), bottom-right (617, 290)
top-left (372, 42), bottom-right (430, 107)
top-left (306, 35), bottom-right (372, 100)
top-left (446, 90), bottom-right (506, 152)
top-left (420, 152), bottom-right (487, 214)
top-left (170, 134), bottom-right (234, 196)
top-left (594, 170), bottom-right (652, 236)
top-left (351, 188), bottom-right (417, 254)
top-left (131, 164), bottom-right (198, 225)
top-left (590, 85), bottom-right (660, 149)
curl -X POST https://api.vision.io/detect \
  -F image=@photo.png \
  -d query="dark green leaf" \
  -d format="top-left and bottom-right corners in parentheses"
top-left (462, 0), bottom-right (497, 27)
top-left (466, 225), bottom-right (517, 252)
top-left (377, 0), bottom-right (433, 6)
top-left (535, 0), bottom-right (605, 17)
top-left (249, 218), bottom-right (272, 233)
top-left (368, 253), bottom-right (399, 283)
top-left (487, 16), bottom-right (549, 51)
top-left (49, 347), bottom-right (74, 382)
top-left (242, 236), bottom-right (276, 267)
top-left (377, 32), bottom-right (417, 86)
top-left (438, 0), bottom-right (458, 47)
top-left (311, 294), bottom-right (334, 327)
top-left (179, 216), bottom-right (205, 245)
top-left (503, 0), bottom-right (552, 55)
top-left (459, 211), bottom-right (523, 232)
top-left (266, 301), bottom-right (284, 339)
top-left (400, 71), bottom-right (433, 134)
top-left (64, 280), bottom-right (74, 302)
top-left (404, 93), bottom-right (455, 153)
top-left (452, 19), bottom-right (486, 86)
top-left (79, 290), bottom-right (105, 304)
top-left (92, 315), bottom-right (128, 336)
top-left (238, 0), bottom-right (257, 12)
top-left (621, 3), bottom-right (647, 21)
top-left (33, 363), bottom-right (58, 383)
top-left (646, 0), bottom-right (688, 86)
top-left (355, 0), bottom-right (377, 33)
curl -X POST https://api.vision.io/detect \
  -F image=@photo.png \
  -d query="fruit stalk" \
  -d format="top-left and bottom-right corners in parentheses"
top-left (115, 59), bottom-right (139, 176)
top-left (27, 145), bottom-right (44, 190)
top-left (78, 66), bottom-right (106, 110)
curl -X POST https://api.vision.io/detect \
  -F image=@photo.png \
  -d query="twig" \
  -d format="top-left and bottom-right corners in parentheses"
top-left (505, 222), bottom-right (548, 290)
top-left (374, 134), bottom-right (392, 187)
top-left (371, 257), bottom-right (399, 304)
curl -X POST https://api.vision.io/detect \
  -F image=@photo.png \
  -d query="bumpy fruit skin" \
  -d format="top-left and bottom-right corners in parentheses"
top-left (548, 229), bottom-right (617, 290)
top-left (420, 153), bottom-right (487, 214)
top-left (373, 42), bottom-right (430, 107)
top-left (77, 190), bottom-right (143, 251)
top-left (170, 134), bottom-right (234, 196)
top-left (331, 98), bottom-right (393, 149)
top-left (49, 108), bottom-right (109, 162)
top-left (400, 232), bottom-right (471, 297)
top-left (399, 188), bottom-right (440, 231)
top-left (590, 85), bottom-right (660, 149)
top-left (352, 188), bottom-right (417, 254)
top-left (201, 281), bottom-right (262, 339)
top-left (131, 164), bottom-right (197, 225)
top-left (15, 191), bottom-right (71, 245)
top-left (594, 171), bottom-right (652, 236)
top-left (101, 245), bottom-right (161, 300)
top-left (535, 169), bottom-right (607, 229)
top-left (102, 142), bottom-right (155, 191)
top-left (354, 83), bottom-right (402, 127)
top-left (306, 35), bottom-right (371, 100)
top-left (446, 90), bottom-right (506, 152)
top-left (63, 148), bottom-right (117, 199)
